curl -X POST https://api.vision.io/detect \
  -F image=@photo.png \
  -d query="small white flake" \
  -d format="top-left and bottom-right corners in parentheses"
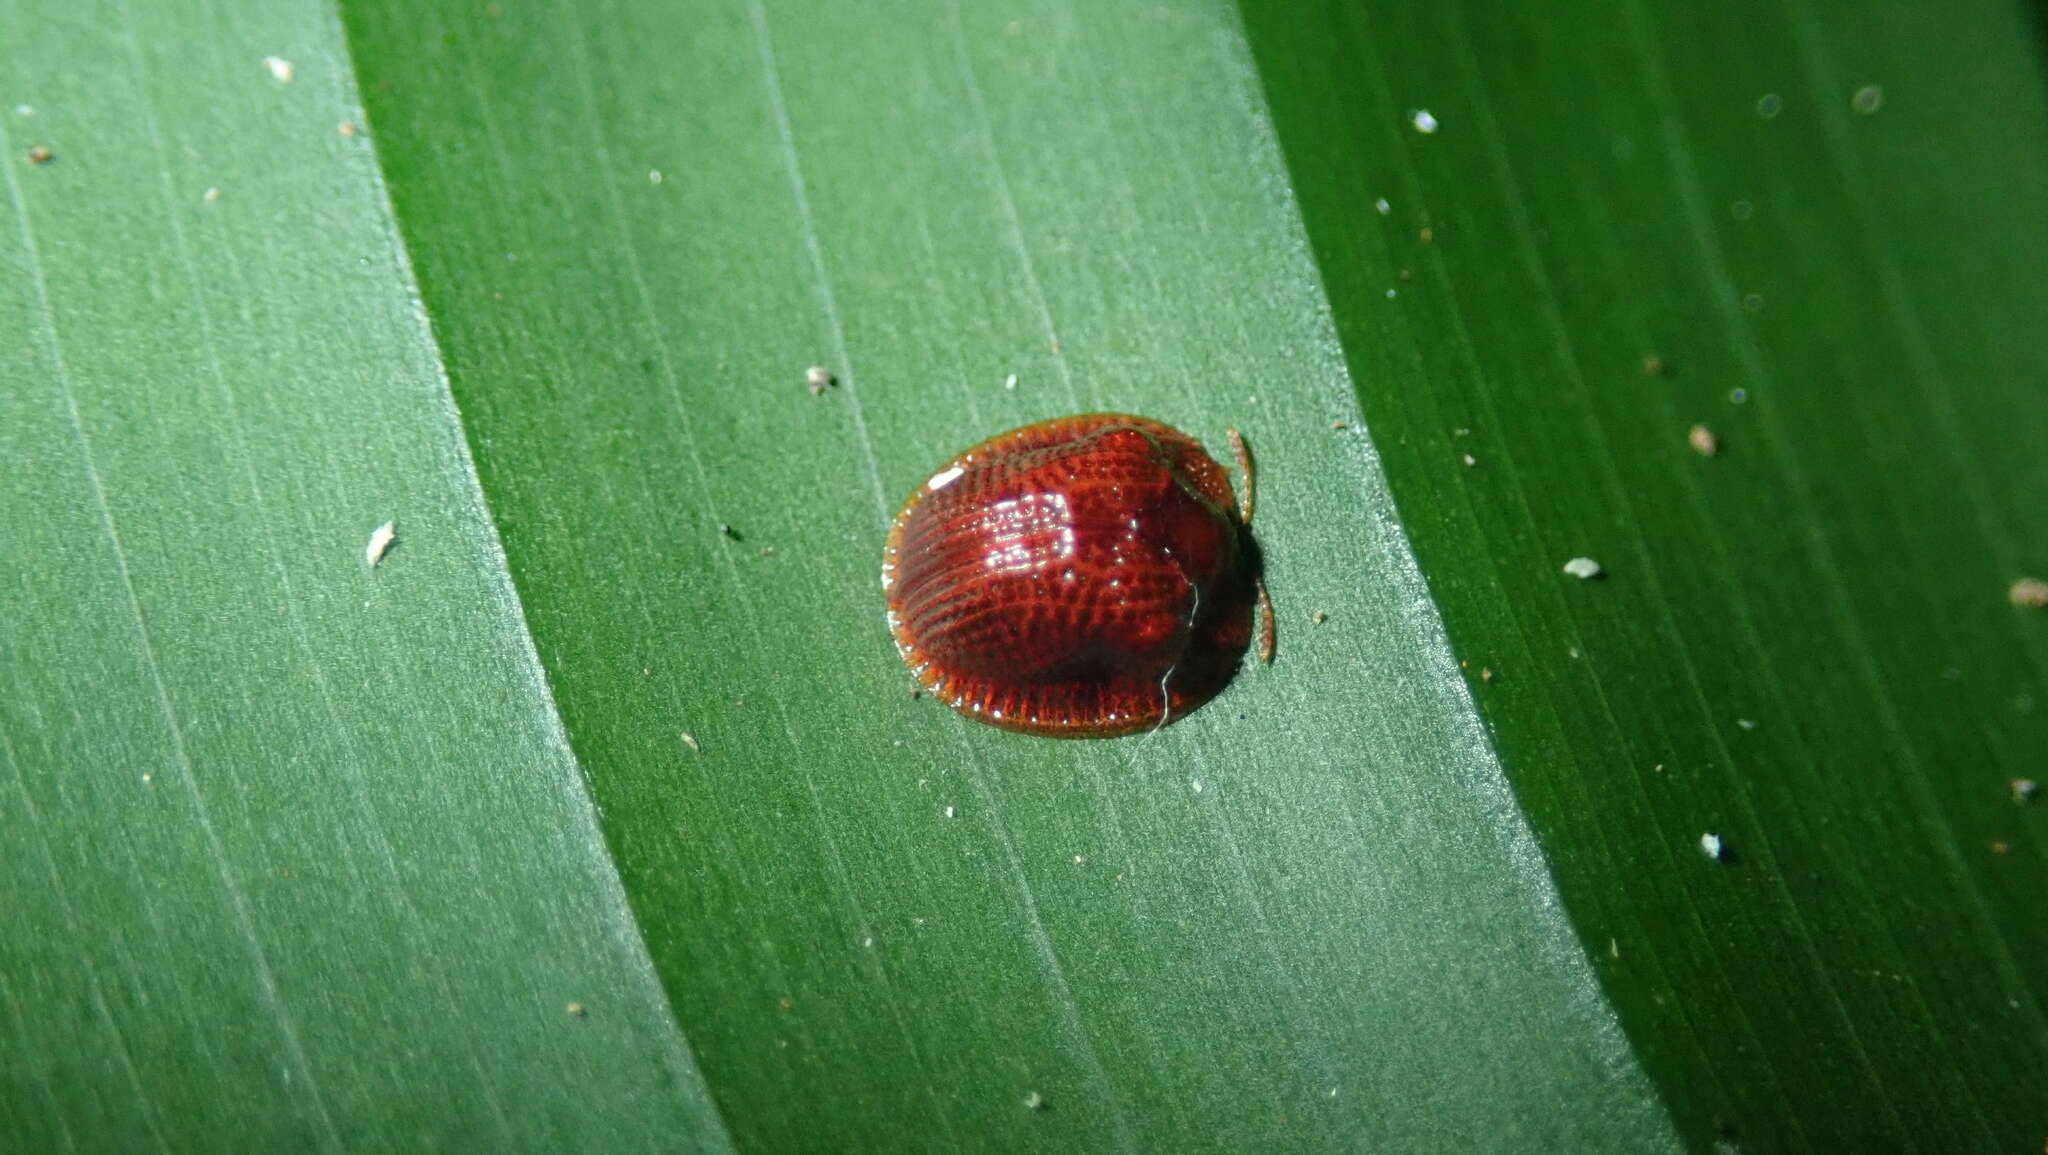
top-left (2011, 779), bottom-right (2038, 804)
top-left (1374, 197), bottom-right (1391, 214)
top-left (942, 805), bottom-right (956, 819)
top-left (1004, 373), bottom-right (1018, 390)
top-left (365, 520), bottom-right (397, 566)
top-left (926, 465), bottom-right (965, 491)
top-left (1409, 108), bottom-right (1440, 134)
top-left (1461, 453), bottom-right (1476, 466)
top-left (202, 187), bottom-right (221, 202)
top-left (862, 936), bottom-right (874, 948)
top-left (1023, 1090), bottom-right (1045, 1111)
top-left (1736, 718), bottom-right (1757, 731)
top-left (2009, 577), bottom-right (2048, 608)
top-left (680, 732), bottom-right (701, 753)
top-left (1699, 832), bottom-right (1725, 860)
top-left (1562, 556), bottom-right (1603, 580)
top-left (805, 365), bottom-right (832, 394)
top-left (263, 55), bottom-right (296, 83)
top-left (1191, 780), bottom-right (1204, 794)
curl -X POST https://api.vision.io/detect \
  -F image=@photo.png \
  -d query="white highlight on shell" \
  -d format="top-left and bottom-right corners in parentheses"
top-left (926, 465), bottom-right (965, 491)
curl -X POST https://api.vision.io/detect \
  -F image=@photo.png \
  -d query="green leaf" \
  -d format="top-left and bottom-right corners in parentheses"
top-left (8, 0), bottom-right (2043, 1149)
top-left (1240, 0), bottom-right (2048, 1148)
top-left (0, 2), bottom-right (724, 1150)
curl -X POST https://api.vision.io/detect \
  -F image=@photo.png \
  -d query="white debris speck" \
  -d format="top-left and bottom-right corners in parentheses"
top-left (680, 732), bottom-right (701, 754)
top-left (2009, 577), bottom-right (2048, 608)
top-left (942, 805), bottom-right (956, 819)
top-left (862, 936), bottom-right (874, 948)
top-left (1191, 780), bottom-right (1204, 794)
top-left (1072, 854), bottom-right (1087, 865)
top-left (805, 365), bottom-right (832, 393)
top-left (263, 55), bottom-right (296, 83)
top-left (1688, 424), bottom-right (1719, 456)
top-left (1023, 1090), bottom-right (1044, 1111)
top-left (1736, 718), bottom-right (1757, 731)
top-left (926, 465), bottom-right (965, 491)
top-left (1461, 453), bottom-right (1476, 466)
top-left (648, 169), bottom-right (663, 183)
top-left (365, 520), bottom-right (397, 566)
top-left (1700, 832), bottom-right (1725, 860)
top-left (1609, 938), bottom-right (1620, 958)
top-left (338, 121), bottom-right (358, 138)
top-left (1004, 373), bottom-right (1018, 390)
top-left (1851, 85), bottom-right (1884, 115)
top-left (2011, 778), bottom-right (2039, 804)
top-left (1374, 197), bottom-right (1391, 214)
top-left (1385, 288), bottom-right (1397, 299)
top-left (203, 187), bottom-right (221, 202)
top-left (1409, 109), bottom-right (1440, 134)
top-left (1562, 557), bottom-right (1603, 580)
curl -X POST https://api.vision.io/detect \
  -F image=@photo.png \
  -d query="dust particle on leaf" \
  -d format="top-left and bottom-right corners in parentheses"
top-left (1312, 610), bottom-right (1328, 625)
top-left (26, 145), bottom-right (53, 165)
top-left (365, 520), bottom-right (397, 566)
top-left (2008, 577), bottom-right (2048, 608)
top-left (1688, 424), bottom-right (1719, 456)
top-left (680, 732), bottom-right (701, 754)
top-left (1562, 556), bottom-right (1603, 580)
top-left (338, 121), bottom-right (357, 138)
top-left (805, 365), bottom-right (832, 395)
top-left (2010, 778), bottom-right (2038, 804)
top-left (1480, 667), bottom-right (1495, 683)
top-left (1409, 108), bottom-right (1440, 134)
top-left (1023, 1090), bottom-right (1045, 1111)
top-left (566, 1001), bottom-right (588, 1019)
top-left (1699, 832), bottom-right (1725, 860)
top-left (262, 55), bottom-right (296, 83)
top-left (203, 187), bottom-right (221, 202)
top-left (1641, 353), bottom-right (1666, 377)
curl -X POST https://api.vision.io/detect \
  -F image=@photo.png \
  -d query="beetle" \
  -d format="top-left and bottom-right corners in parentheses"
top-left (883, 413), bottom-right (1272, 737)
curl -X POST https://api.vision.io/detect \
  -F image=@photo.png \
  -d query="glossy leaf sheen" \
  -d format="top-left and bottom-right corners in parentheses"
top-left (0, 1), bottom-right (725, 1151)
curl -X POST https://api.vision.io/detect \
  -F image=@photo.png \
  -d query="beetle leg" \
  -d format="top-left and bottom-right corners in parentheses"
top-left (1256, 576), bottom-right (1276, 664)
top-left (1225, 427), bottom-right (1255, 524)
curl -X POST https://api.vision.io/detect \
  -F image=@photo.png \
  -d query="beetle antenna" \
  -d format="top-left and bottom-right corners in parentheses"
top-left (1226, 427), bottom-right (1254, 524)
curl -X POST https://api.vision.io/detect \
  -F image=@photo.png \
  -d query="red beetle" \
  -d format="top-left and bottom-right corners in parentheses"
top-left (883, 414), bottom-right (1273, 738)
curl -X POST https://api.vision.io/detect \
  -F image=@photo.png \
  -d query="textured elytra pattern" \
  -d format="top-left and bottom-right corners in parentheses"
top-left (884, 414), bottom-right (1254, 737)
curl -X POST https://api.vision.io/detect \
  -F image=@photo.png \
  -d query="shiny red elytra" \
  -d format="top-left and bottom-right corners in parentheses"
top-left (883, 414), bottom-right (1272, 738)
